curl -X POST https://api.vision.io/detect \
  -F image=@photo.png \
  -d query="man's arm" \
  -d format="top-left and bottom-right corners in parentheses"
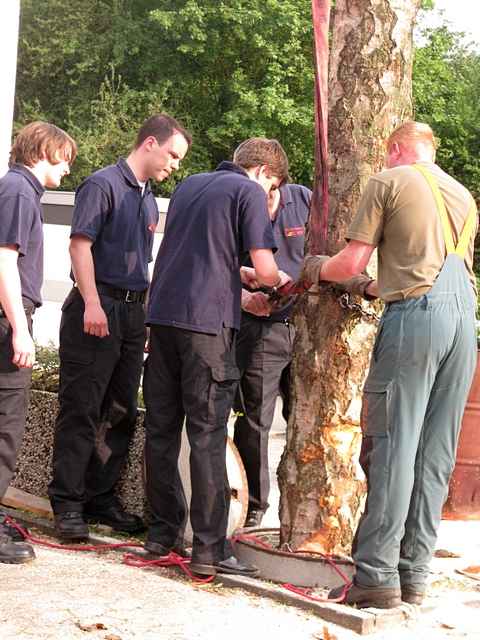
top-left (320, 241), bottom-right (376, 282)
top-left (0, 246), bottom-right (35, 368)
top-left (247, 248), bottom-right (292, 288)
top-left (69, 235), bottom-right (109, 337)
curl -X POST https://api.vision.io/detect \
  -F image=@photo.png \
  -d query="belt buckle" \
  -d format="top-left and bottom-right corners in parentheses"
top-left (124, 290), bottom-right (135, 303)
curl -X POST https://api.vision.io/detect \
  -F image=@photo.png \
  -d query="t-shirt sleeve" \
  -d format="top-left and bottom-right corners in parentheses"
top-left (239, 186), bottom-right (277, 253)
top-left (0, 194), bottom-right (35, 256)
top-left (346, 178), bottom-right (391, 247)
top-left (71, 180), bottom-right (111, 241)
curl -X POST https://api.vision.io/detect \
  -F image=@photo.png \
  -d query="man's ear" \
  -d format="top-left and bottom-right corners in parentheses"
top-left (258, 164), bottom-right (271, 179)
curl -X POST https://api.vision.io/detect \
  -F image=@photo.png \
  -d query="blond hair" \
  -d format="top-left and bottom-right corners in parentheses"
top-left (10, 121), bottom-right (77, 168)
top-left (387, 121), bottom-right (438, 154)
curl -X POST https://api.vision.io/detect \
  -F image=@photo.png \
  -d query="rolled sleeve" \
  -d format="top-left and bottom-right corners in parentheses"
top-left (71, 180), bottom-right (111, 241)
top-left (346, 178), bottom-right (390, 247)
top-left (0, 195), bottom-right (35, 256)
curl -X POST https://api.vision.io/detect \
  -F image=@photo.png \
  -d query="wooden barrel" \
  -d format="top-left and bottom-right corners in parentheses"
top-left (443, 351), bottom-right (480, 519)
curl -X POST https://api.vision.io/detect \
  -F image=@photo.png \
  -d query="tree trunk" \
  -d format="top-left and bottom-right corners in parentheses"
top-left (278, 0), bottom-right (421, 556)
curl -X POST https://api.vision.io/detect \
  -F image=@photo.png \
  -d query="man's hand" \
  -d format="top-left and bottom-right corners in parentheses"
top-left (84, 301), bottom-right (109, 337)
top-left (240, 266), bottom-right (260, 289)
top-left (144, 326), bottom-right (150, 353)
top-left (242, 291), bottom-right (272, 316)
top-left (240, 267), bottom-right (292, 290)
top-left (12, 329), bottom-right (35, 368)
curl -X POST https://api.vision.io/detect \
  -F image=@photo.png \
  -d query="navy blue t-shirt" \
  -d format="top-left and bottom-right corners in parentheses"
top-left (0, 164), bottom-right (44, 307)
top-left (71, 158), bottom-right (159, 291)
top-left (243, 183), bottom-right (311, 321)
top-left (147, 162), bottom-right (277, 334)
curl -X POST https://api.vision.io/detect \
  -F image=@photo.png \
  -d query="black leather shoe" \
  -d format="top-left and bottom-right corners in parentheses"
top-left (0, 513), bottom-right (28, 542)
top-left (244, 509), bottom-right (265, 529)
top-left (84, 504), bottom-right (145, 534)
top-left (0, 535), bottom-right (35, 563)
top-left (144, 540), bottom-right (191, 558)
top-left (401, 584), bottom-right (425, 605)
top-left (329, 581), bottom-right (402, 609)
top-left (54, 512), bottom-right (89, 541)
top-left (190, 555), bottom-right (259, 577)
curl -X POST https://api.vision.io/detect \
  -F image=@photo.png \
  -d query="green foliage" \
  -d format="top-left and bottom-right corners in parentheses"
top-left (413, 22), bottom-right (480, 200)
top-left (15, 0), bottom-right (315, 193)
top-left (32, 343), bottom-right (60, 392)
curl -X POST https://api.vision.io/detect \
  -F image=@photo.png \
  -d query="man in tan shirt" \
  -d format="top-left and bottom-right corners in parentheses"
top-left (304, 121), bottom-right (478, 609)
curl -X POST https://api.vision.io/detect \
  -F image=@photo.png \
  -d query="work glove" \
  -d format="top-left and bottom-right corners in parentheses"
top-left (335, 275), bottom-right (377, 301)
top-left (301, 255), bottom-right (330, 286)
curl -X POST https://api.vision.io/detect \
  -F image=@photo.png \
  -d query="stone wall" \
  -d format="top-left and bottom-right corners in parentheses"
top-left (13, 389), bottom-right (147, 517)
top-left (13, 390), bottom-right (248, 534)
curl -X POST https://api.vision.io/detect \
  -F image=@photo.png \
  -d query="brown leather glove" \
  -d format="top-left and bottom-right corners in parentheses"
top-left (301, 255), bottom-right (330, 285)
top-left (337, 275), bottom-right (377, 301)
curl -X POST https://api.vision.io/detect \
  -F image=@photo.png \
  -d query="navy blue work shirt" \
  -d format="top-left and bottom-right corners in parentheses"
top-left (0, 164), bottom-right (45, 307)
top-left (71, 158), bottom-right (159, 291)
top-left (243, 183), bottom-right (311, 321)
top-left (147, 162), bottom-right (277, 334)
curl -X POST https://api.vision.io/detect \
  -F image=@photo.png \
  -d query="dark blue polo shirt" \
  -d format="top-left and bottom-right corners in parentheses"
top-left (243, 183), bottom-right (311, 321)
top-left (147, 162), bottom-right (277, 334)
top-left (0, 164), bottom-right (44, 307)
top-left (71, 158), bottom-right (159, 291)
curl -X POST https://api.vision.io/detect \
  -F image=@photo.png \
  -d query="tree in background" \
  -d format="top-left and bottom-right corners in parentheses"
top-left (15, 0), bottom-right (314, 193)
top-left (413, 22), bottom-right (480, 200)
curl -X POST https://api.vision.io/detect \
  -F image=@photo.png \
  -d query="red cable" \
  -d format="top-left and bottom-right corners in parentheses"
top-left (7, 518), bottom-right (350, 597)
top-left (5, 516), bottom-right (212, 584)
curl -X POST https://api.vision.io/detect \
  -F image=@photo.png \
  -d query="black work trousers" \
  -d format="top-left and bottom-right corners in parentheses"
top-left (233, 314), bottom-right (295, 512)
top-left (48, 288), bottom-right (145, 513)
top-left (144, 325), bottom-right (239, 564)
top-left (0, 312), bottom-right (33, 499)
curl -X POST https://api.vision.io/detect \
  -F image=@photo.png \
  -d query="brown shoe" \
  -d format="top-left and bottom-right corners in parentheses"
top-left (401, 584), bottom-right (425, 605)
top-left (329, 581), bottom-right (402, 609)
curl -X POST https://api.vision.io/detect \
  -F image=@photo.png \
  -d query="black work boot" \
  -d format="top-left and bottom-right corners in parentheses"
top-left (244, 509), bottom-right (265, 529)
top-left (0, 534), bottom-right (35, 564)
top-left (84, 503), bottom-right (144, 534)
top-left (329, 581), bottom-right (402, 609)
top-left (54, 512), bottom-right (89, 541)
top-left (144, 540), bottom-right (191, 558)
top-left (0, 512), bottom-right (28, 542)
top-left (190, 555), bottom-right (259, 577)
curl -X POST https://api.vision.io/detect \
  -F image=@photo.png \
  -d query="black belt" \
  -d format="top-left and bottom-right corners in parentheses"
top-left (96, 283), bottom-right (147, 304)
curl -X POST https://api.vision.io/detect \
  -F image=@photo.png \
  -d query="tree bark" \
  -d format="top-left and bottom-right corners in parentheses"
top-left (278, 0), bottom-right (421, 556)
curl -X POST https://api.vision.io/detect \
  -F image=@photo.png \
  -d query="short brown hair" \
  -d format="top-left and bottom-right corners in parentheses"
top-left (233, 138), bottom-right (289, 184)
top-left (387, 121), bottom-right (438, 154)
top-left (10, 121), bottom-right (77, 167)
top-left (135, 113), bottom-right (192, 149)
